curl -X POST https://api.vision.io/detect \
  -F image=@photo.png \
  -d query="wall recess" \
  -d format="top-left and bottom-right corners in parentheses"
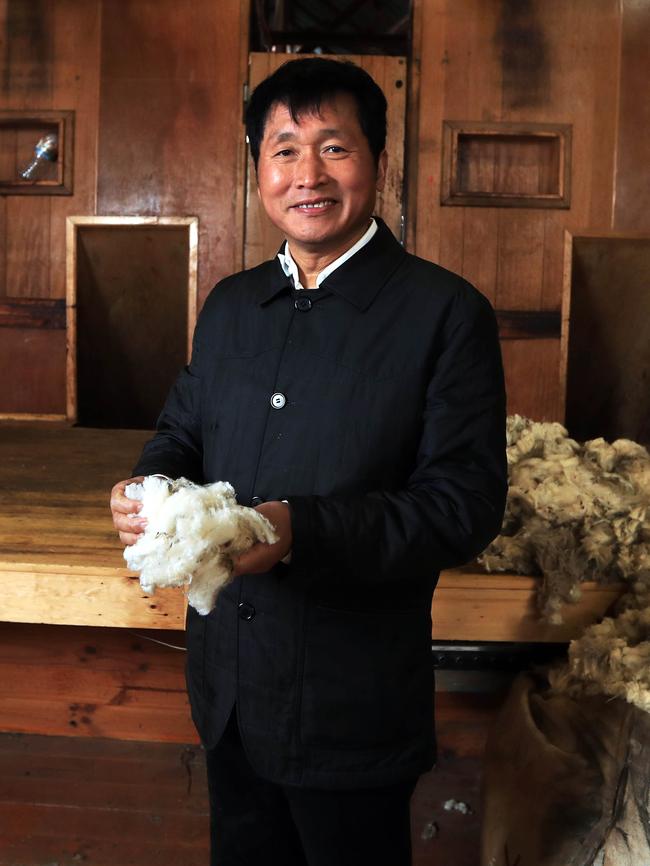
top-left (0, 110), bottom-right (74, 196)
top-left (441, 121), bottom-right (571, 209)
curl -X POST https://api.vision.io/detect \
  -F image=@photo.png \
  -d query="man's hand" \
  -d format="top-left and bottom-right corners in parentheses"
top-left (233, 500), bottom-right (292, 576)
top-left (110, 476), bottom-right (146, 546)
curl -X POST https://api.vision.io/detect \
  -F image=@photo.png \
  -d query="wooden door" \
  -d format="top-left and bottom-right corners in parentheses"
top-left (243, 53), bottom-right (407, 269)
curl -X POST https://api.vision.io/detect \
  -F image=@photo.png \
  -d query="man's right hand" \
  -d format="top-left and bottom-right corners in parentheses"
top-left (110, 476), bottom-right (146, 546)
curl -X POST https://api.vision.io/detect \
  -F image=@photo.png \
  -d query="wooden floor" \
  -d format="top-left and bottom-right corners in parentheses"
top-left (0, 690), bottom-right (501, 866)
top-left (0, 733), bottom-right (209, 866)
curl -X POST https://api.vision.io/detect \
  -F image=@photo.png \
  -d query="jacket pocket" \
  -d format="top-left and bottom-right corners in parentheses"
top-left (299, 604), bottom-right (433, 750)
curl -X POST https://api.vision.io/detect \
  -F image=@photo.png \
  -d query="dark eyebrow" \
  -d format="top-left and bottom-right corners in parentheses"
top-left (272, 127), bottom-right (343, 144)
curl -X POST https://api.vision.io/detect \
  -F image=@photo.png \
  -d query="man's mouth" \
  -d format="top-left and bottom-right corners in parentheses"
top-left (292, 199), bottom-right (336, 210)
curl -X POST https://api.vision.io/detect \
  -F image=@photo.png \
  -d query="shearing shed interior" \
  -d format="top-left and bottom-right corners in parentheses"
top-left (1, 1), bottom-right (649, 864)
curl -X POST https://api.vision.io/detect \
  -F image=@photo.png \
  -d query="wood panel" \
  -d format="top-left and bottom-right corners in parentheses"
top-left (500, 337), bottom-right (563, 422)
top-left (0, 0), bottom-right (101, 419)
top-left (562, 233), bottom-right (650, 444)
top-left (243, 52), bottom-right (407, 269)
top-left (5, 196), bottom-right (50, 297)
top-left (0, 690), bottom-right (505, 865)
top-left (49, 0), bottom-right (102, 300)
top-left (0, 328), bottom-right (66, 414)
top-left (0, 1), bottom-right (100, 299)
top-left (614, 0), bottom-right (650, 231)
top-left (0, 0), bottom-right (54, 300)
top-left (97, 0), bottom-right (249, 307)
top-left (72, 222), bottom-right (193, 429)
top-left (409, 0), bottom-right (622, 423)
top-left (0, 733), bottom-right (209, 866)
top-left (0, 622), bottom-right (195, 742)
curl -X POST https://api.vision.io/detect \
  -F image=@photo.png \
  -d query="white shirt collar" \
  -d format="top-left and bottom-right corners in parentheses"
top-left (277, 218), bottom-right (378, 290)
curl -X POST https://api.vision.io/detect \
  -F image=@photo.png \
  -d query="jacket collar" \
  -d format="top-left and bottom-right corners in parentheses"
top-left (256, 218), bottom-right (406, 311)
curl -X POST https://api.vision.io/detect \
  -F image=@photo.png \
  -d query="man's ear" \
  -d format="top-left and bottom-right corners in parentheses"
top-left (375, 150), bottom-right (388, 192)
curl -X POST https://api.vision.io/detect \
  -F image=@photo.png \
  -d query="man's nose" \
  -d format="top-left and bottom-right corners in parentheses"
top-left (295, 151), bottom-right (327, 187)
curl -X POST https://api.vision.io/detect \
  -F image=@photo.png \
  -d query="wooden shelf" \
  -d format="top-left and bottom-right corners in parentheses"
top-left (0, 424), bottom-right (621, 642)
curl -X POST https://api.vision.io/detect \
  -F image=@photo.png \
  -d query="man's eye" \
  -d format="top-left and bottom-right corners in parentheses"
top-left (324, 145), bottom-right (346, 154)
top-left (274, 149), bottom-right (294, 158)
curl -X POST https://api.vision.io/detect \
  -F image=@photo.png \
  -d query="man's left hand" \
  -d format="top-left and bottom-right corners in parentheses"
top-left (232, 500), bottom-right (292, 576)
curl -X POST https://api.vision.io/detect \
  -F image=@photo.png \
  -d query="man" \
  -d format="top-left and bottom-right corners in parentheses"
top-left (111, 58), bottom-right (507, 866)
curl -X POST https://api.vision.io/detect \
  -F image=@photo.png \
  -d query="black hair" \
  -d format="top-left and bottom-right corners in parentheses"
top-left (245, 57), bottom-right (387, 170)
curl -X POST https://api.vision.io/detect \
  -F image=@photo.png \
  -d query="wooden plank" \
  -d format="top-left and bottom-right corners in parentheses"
top-left (563, 233), bottom-right (650, 444)
top-left (4, 195), bottom-right (50, 297)
top-left (614, 0), bottom-right (650, 231)
top-left (0, 196), bottom-right (6, 297)
top-left (409, 0), bottom-right (445, 260)
top-left (0, 567), bottom-right (185, 629)
top-left (0, 804), bottom-right (207, 859)
top-left (0, 0), bottom-right (54, 300)
top-left (0, 329), bottom-right (66, 414)
top-left (432, 574), bottom-right (620, 643)
top-left (462, 209), bottom-right (497, 305)
top-left (0, 622), bottom-right (195, 742)
top-left (97, 0), bottom-right (246, 306)
top-left (0, 686), bottom-right (502, 866)
top-left (0, 558), bottom-right (620, 640)
top-left (49, 0), bottom-right (102, 300)
top-left (437, 207), bottom-right (464, 275)
top-left (500, 337), bottom-right (563, 422)
top-left (495, 209), bottom-right (545, 310)
top-left (541, 211), bottom-right (566, 310)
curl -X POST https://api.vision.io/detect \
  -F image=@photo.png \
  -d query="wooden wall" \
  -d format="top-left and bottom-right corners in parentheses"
top-left (409, 0), bottom-right (650, 422)
top-left (0, 0), bottom-right (248, 415)
top-left (1, 0), bottom-right (649, 419)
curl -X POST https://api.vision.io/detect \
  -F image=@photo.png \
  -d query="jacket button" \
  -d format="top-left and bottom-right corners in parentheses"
top-left (270, 392), bottom-right (286, 409)
top-left (295, 296), bottom-right (312, 312)
top-left (238, 602), bottom-right (256, 621)
top-left (251, 496), bottom-right (264, 506)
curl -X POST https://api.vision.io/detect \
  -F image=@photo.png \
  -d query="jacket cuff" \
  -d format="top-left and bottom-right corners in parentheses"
top-left (286, 495), bottom-right (316, 573)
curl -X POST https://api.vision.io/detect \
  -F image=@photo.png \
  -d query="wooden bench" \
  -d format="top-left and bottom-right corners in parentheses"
top-left (0, 423), bottom-right (621, 642)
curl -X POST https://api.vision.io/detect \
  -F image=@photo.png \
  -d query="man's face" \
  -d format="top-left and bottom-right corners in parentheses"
top-left (256, 93), bottom-right (387, 260)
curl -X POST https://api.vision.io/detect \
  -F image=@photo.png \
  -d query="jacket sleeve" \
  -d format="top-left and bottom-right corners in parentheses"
top-left (287, 287), bottom-right (508, 582)
top-left (131, 319), bottom-right (205, 482)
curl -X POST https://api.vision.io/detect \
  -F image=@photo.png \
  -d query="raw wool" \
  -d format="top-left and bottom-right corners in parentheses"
top-left (548, 609), bottom-right (650, 712)
top-left (124, 476), bottom-right (278, 616)
top-left (478, 415), bottom-right (650, 623)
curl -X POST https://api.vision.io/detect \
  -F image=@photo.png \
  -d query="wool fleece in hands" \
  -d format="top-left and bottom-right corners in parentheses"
top-left (124, 476), bottom-right (278, 615)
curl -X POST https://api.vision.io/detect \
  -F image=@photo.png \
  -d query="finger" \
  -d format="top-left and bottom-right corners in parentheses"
top-left (113, 511), bottom-right (147, 533)
top-left (110, 477), bottom-right (145, 515)
top-left (120, 530), bottom-right (142, 547)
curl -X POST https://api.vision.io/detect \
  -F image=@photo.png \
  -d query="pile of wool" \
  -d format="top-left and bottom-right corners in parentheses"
top-left (478, 415), bottom-right (650, 622)
top-left (548, 608), bottom-right (650, 712)
top-left (124, 476), bottom-right (277, 615)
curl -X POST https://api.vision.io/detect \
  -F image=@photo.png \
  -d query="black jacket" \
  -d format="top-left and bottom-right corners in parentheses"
top-left (133, 219), bottom-right (507, 789)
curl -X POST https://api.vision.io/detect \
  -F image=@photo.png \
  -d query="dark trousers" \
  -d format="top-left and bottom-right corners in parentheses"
top-left (206, 710), bottom-right (417, 866)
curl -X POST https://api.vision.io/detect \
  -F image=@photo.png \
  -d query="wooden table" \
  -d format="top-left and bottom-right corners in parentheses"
top-left (0, 424), bottom-right (621, 641)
